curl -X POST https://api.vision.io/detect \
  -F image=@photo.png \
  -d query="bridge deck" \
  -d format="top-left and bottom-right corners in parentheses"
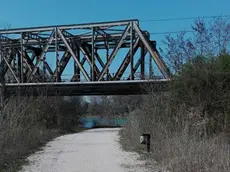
top-left (2, 80), bottom-right (170, 96)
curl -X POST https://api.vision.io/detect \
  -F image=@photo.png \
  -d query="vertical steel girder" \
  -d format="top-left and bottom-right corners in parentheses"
top-left (140, 42), bottom-right (145, 79)
top-left (20, 33), bottom-right (24, 82)
top-left (84, 43), bottom-right (113, 79)
top-left (91, 28), bottom-right (96, 81)
top-left (62, 30), bottom-right (100, 81)
top-left (98, 23), bottom-right (131, 81)
top-left (74, 40), bottom-right (102, 78)
top-left (55, 27), bottom-right (59, 82)
top-left (0, 19), bottom-right (171, 84)
top-left (73, 47), bottom-right (80, 81)
top-left (113, 37), bottom-right (140, 80)
top-left (127, 47), bottom-right (148, 80)
top-left (53, 51), bottom-right (71, 81)
top-left (130, 22), bottom-right (134, 80)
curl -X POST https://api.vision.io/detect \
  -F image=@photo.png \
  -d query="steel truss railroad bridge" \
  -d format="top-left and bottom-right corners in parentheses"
top-left (0, 19), bottom-right (171, 96)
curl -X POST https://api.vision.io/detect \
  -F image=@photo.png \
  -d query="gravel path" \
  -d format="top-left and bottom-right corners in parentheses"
top-left (20, 128), bottom-right (151, 172)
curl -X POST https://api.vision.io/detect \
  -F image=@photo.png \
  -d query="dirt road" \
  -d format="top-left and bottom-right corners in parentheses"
top-left (20, 128), bottom-right (149, 172)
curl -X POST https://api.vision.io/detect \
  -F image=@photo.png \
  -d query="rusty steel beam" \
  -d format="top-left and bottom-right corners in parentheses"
top-left (0, 19), bottom-right (138, 34)
top-left (53, 51), bottom-right (71, 81)
top-left (2, 53), bottom-right (19, 83)
top-left (62, 30), bottom-right (102, 80)
top-left (23, 50), bottom-right (51, 82)
top-left (57, 28), bottom-right (90, 81)
top-left (130, 22), bottom-right (134, 80)
top-left (140, 42), bottom-right (145, 79)
top-left (133, 22), bottom-right (171, 79)
top-left (73, 47), bottom-right (80, 82)
top-left (27, 30), bottom-right (55, 82)
top-left (0, 49), bottom-right (15, 77)
top-left (127, 47), bottom-right (148, 80)
top-left (44, 61), bottom-right (54, 76)
top-left (23, 51), bottom-right (33, 73)
top-left (0, 20), bottom-right (171, 88)
top-left (0, 33), bottom-right (136, 48)
top-left (98, 24), bottom-right (131, 81)
top-left (84, 43), bottom-right (113, 80)
top-left (71, 56), bottom-right (86, 82)
top-left (113, 37), bottom-right (140, 80)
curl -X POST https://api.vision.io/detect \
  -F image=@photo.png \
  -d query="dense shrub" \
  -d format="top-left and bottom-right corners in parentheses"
top-left (120, 17), bottom-right (230, 171)
top-left (170, 53), bottom-right (230, 136)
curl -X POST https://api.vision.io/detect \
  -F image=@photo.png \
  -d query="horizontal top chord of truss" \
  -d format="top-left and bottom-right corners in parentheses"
top-left (0, 19), bottom-right (139, 34)
top-left (0, 19), bottom-right (171, 88)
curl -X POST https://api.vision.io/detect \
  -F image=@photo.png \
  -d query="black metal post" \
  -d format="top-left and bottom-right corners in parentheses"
top-left (141, 133), bottom-right (151, 152)
top-left (147, 134), bottom-right (150, 152)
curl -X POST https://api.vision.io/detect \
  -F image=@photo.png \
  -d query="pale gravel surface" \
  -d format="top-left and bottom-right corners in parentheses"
top-left (20, 128), bottom-right (155, 172)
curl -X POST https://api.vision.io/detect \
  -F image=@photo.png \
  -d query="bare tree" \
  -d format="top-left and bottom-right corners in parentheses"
top-left (162, 17), bottom-right (230, 74)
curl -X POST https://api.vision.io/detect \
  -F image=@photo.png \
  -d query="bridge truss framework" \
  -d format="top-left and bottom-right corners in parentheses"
top-left (0, 19), bottom-right (171, 85)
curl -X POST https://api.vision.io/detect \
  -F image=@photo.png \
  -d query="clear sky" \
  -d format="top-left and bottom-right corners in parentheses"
top-left (0, 0), bottom-right (229, 79)
top-left (1, 0), bottom-right (229, 35)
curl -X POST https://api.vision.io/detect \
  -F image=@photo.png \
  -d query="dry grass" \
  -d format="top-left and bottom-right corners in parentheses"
top-left (120, 94), bottom-right (230, 172)
top-left (0, 95), bottom-right (86, 171)
top-left (0, 96), bottom-right (60, 170)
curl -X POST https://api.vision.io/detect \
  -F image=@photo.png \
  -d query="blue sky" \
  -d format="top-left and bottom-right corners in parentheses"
top-left (0, 0), bottom-right (229, 79)
top-left (1, 0), bottom-right (229, 36)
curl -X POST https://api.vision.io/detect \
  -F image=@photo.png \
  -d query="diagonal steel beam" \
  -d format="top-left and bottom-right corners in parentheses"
top-left (62, 30), bottom-right (95, 74)
top-left (69, 42), bottom-right (105, 81)
top-left (52, 51), bottom-right (72, 81)
top-left (56, 51), bottom-right (70, 76)
top-left (44, 62), bottom-right (54, 76)
top-left (127, 48), bottom-right (148, 80)
top-left (133, 22), bottom-right (171, 79)
top-left (70, 57), bottom-right (87, 81)
top-left (113, 37), bottom-right (140, 80)
top-left (23, 48), bottom-right (41, 75)
top-left (62, 30), bottom-right (100, 80)
top-left (98, 23), bottom-right (131, 81)
top-left (23, 50), bottom-right (47, 80)
top-left (2, 53), bottom-right (20, 83)
top-left (0, 49), bottom-right (15, 76)
top-left (84, 43), bottom-right (113, 80)
top-left (57, 28), bottom-right (90, 81)
top-left (94, 30), bottom-right (112, 79)
top-left (23, 55), bottom-right (33, 72)
top-left (70, 46), bottom-right (112, 81)
top-left (22, 51), bottom-right (35, 74)
top-left (76, 43), bottom-right (101, 80)
top-left (27, 30), bottom-right (55, 82)
top-left (75, 40), bottom-right (94, 68)
top-left (95, 52), bottom-right (112, 80)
